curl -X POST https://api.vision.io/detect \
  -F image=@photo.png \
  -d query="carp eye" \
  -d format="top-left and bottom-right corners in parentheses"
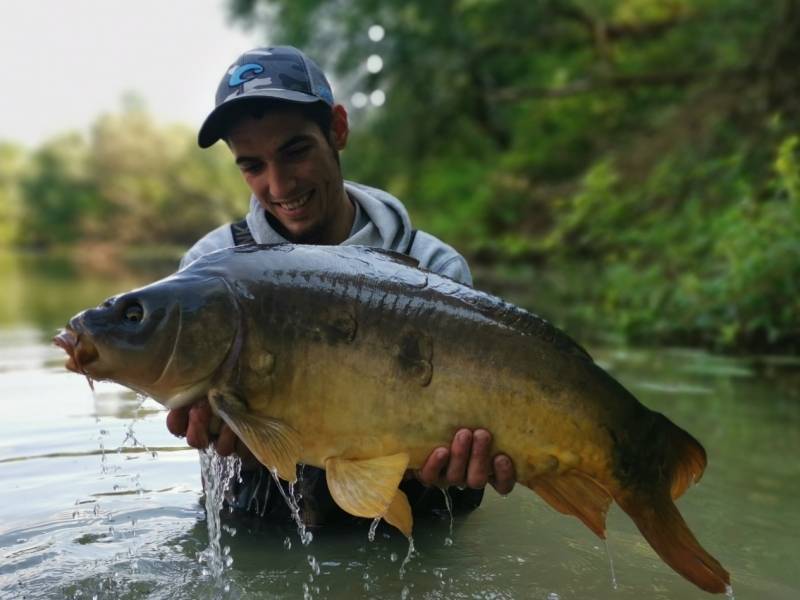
top-left (123, 303), bottom-right (144, 324)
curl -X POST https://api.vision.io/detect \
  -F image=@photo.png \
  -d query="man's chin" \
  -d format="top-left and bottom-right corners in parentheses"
top-left (264, 211), bottom-right (323, 243)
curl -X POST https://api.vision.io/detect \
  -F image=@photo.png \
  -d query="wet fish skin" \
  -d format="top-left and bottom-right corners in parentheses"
top-left (57, 244), bottom-right (730, 593)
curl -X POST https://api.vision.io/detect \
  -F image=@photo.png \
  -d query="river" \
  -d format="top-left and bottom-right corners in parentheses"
top-left (0, 252), bottom-right (797, 599)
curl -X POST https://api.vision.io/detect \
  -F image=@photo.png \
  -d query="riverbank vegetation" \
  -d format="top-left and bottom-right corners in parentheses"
top-left (2, 0), bottom-right (798, 352)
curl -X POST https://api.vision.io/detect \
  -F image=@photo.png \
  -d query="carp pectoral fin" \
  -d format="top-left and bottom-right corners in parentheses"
top-left (529, 470), bottom-right (612, 539)
top-left (209, 389), bottom-right (300, 483)
top-left (383, 489), bottom-right (412, 538)
top-left (325, 453), bottom-right (411, 534)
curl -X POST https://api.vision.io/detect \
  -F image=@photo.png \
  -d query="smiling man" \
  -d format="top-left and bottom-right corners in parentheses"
top-left (168, 46), bottom-right (515, 524)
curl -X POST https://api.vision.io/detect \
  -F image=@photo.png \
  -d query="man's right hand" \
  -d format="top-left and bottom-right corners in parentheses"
top-left (166, 400), bottom-right (257, 466)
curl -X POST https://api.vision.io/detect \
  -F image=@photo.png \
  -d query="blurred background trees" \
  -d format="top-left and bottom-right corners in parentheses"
top-left (3, 0), bottom-right (798, 351)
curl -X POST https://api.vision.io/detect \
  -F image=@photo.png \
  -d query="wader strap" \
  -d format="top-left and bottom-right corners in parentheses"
top-left (405, 229), bottom-right (418, 255)
top-left (230, 217), bottom-right (255, 246)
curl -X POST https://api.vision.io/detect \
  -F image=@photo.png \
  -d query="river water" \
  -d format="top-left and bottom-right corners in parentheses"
top-left (0, 253), bottom-right (798, 599)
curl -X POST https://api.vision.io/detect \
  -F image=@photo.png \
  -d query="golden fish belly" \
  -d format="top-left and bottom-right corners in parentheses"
top-left (243, 320), bottom-right (618, 491)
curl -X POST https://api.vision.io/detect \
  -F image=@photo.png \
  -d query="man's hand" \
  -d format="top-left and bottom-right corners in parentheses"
top-left (166, 400), bottom-right (257, 466)
top-left (414, 428), bottom-right (516, 495)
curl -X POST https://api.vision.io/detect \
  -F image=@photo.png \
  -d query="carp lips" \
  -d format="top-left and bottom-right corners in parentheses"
top-left (54, 329), bottom-right (99, 391)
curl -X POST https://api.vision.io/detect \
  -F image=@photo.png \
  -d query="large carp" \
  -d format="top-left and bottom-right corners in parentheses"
top-left (55, 244), bottom-right (729, 593)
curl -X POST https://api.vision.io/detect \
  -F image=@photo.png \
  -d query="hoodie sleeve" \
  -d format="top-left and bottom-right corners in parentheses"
top-left (410, 230), bottom-right (473, 286)
top-left (178, 223), bottom-right (235, 270)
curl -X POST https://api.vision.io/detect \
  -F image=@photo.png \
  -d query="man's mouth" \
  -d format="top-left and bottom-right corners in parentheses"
top-left (274, 191), bottom-right (312, 213)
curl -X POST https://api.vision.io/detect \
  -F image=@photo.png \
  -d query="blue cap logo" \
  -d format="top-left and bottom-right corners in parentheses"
top-left (228, 63), bottom-right (264, 87)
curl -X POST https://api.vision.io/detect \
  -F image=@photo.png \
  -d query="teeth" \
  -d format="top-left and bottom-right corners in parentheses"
top-left (279, 192), bottom-right (311, 211)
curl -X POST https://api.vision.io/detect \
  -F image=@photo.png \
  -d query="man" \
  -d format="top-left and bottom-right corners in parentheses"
top-left (166, 46), bottom-right (515, 524)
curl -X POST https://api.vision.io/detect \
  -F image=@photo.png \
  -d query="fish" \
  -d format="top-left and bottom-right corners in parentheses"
top-left (54, 243), bottom-right (730, 593)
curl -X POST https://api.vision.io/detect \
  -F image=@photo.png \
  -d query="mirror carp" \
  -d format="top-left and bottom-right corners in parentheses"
top-left (55, 244), bottom-right (730, 593)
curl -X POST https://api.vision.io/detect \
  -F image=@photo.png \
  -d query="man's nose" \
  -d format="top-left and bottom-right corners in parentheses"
top-left (266, 163), bottom-right (296, 200)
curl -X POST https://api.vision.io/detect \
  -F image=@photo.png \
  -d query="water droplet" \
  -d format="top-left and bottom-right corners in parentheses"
top-left (390, 552), bottom-right (399, 562)
top-left (725, 584), bottom-right (735, 599)
top-left (307, 555), bottom-right (320, 575)
top-left (284, 537), bottom-right (292, 550)
top-left (368, 517), bottom-right (381, 541)
top-left (444, 537), bottom-right (453, 547)
top-left (401, 585), bottom-right (410, 599)
top-left (547, 593), bottom-right (560, 600)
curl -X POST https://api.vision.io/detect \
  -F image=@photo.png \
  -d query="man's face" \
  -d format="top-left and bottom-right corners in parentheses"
top-left (226, 105), bottom-right (350, 244)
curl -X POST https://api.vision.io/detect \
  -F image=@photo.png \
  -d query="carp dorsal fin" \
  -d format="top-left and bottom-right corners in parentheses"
top-left (361, 247), bottom-right (421, 269)
top-left (324, 453), bottom-right (412, 536)
top-left (208, 388), bottom-right (300, 482)
top-left (529, 470), bottom-right (613, 539)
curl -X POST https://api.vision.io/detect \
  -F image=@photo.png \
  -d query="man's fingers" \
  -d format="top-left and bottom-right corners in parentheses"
top-left (185, 400), bottom-right (212, 449)
top-left (490, 453), bottom-right (516, 495)
top-left (445, 429), bottom-right (472, 486)
top-left (417, 447), bottom-right (449, 486)
top-left (166, 407), bottom-right (189, 438)
top-left (466, 429), bottom-right (492, 489)
top-left (214, 424), bottom-right (238, 456)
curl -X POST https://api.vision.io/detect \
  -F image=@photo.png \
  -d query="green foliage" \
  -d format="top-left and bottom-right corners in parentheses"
top-left (0, 143), bottom-right (27, 245)
top-left (226, 0), bottom-right (799, 350)
top-left (9, 101), bottom-right (248, 251)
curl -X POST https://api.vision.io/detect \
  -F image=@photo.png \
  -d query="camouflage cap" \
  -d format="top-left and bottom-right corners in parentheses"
top-left (198, 46), bottom-right (334, 148)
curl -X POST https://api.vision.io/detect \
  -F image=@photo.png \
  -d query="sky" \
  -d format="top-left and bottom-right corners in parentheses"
top-left (0, 0), bottom-right (264, 147)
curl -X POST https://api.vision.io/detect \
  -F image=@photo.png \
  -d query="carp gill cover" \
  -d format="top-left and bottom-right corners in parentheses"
top-left (55, 244), bottom-right (730, 593)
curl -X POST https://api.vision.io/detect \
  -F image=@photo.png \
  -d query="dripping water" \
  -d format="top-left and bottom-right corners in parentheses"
top-left (603, 538), bottom-right (618, 590)
top-left (268, 469), bottom-right (313, 545)
top-left (198, 446), bottom-right (240, 589)
top-left (368, 517), bottom-right (381, 542)
top-left (440, 487), bottom-right (454, 546)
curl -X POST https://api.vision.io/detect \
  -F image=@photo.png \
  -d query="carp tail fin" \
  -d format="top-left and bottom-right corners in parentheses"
top-left (529, 470), bottom-right (612, 539)
top-left (617, 490), bottom-right (730, 593)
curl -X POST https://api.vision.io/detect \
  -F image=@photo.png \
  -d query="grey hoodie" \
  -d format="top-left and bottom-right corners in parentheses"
top-left (180, 181), bottom-right (472, 285)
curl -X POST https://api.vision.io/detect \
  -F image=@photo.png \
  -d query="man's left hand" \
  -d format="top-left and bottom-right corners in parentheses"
top-left (414, 428), bottom-right (516, 495)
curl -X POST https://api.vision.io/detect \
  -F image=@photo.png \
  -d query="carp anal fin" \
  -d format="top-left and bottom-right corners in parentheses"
top-left (325, 453), bottom-right (412, 537)
top-left (529, 470), bottom-right (612, 539)
top-left (663, 420), bottom-right (708, 500)
top-left (209, 388), bottom-right (300, 483)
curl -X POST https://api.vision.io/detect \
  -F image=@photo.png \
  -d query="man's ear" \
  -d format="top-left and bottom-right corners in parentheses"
top-left (330, 104), bottom-right (349, 150)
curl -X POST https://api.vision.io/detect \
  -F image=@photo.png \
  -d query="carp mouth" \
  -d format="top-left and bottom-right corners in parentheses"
top-left (54, 328), bottom-right (99, 391)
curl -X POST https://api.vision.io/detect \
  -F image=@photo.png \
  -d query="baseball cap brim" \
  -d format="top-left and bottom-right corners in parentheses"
top-left (198, 90), bottom-right (324, 148)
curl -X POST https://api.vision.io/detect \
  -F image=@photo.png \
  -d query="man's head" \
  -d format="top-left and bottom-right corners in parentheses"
top-left (199, 46), bottom-right (354, 245)
top-left (198, 46), bottom-right (335, 148)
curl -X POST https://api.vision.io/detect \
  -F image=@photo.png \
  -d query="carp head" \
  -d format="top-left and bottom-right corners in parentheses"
top-left (54, 273), bottom-right (241, 409)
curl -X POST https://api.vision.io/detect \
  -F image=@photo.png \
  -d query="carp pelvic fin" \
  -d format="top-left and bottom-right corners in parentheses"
top-left (383, 489), bottom-right (413, 538)
top-left (529, 470), bottom-right (613, 539)
top-left (325, 453), bottom-right (412, 535)
top-left (208, 388), bottom-right (300, 482)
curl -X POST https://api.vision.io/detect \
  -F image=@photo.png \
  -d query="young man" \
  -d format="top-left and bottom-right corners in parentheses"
top-left (166, 46), bottom-right (515, 523)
